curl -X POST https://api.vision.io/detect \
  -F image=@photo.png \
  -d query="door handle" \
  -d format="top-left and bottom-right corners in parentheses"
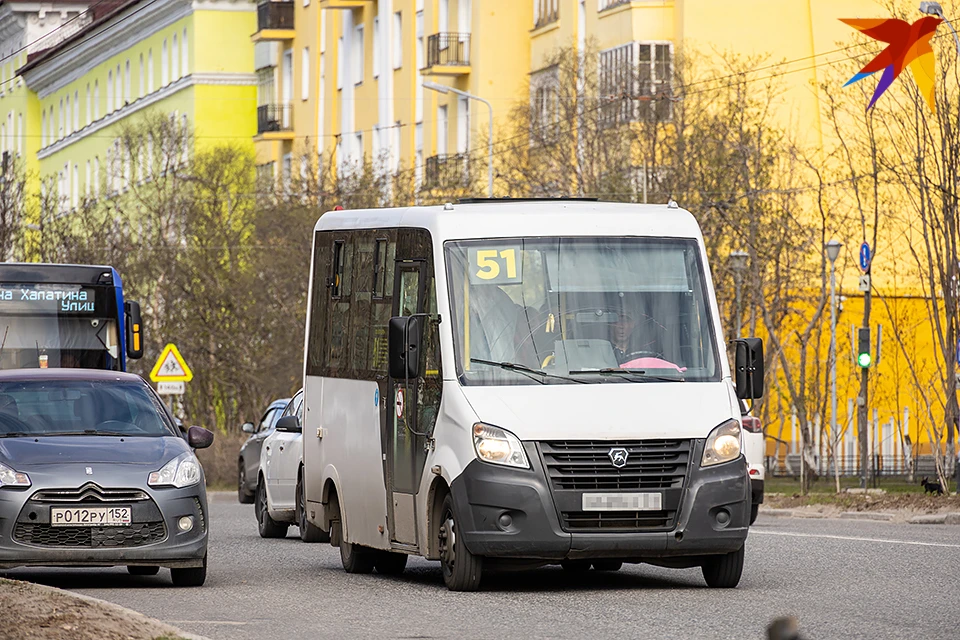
top-left (279, 446), bottom-right (284, 452)
top-left (265, 446), bottom-right (270, 451)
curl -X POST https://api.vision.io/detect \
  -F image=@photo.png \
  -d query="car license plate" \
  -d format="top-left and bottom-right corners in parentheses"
top-left (582, 493), bottom-right (662, 512)
top-left (50, 506), bottom-right (132, 527)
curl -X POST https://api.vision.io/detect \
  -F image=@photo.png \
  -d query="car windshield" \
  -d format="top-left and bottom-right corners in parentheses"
top-left (0, 380), bottom-right (176, 437)
top-left (445, 237), bottom-right (720, 385)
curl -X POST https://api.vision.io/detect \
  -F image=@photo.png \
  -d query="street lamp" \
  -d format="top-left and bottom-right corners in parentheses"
top-left (826, 239), bottom-right (843, 469)
top-left (422, 81), bottom-right (494, 197)
top-left (729, 251), bottom-right (749, 337)
top-left (920, 2), bottom-right (960, 57)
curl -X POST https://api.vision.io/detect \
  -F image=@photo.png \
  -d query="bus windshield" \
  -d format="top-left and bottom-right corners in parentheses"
top-left (445, 237), bottom-right (720, 385)
top-left (0, 283), bottom-right (121, 371)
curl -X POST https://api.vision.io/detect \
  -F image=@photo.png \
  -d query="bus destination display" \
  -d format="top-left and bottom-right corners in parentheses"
top-left (0, 284), bottom-right (98, 314)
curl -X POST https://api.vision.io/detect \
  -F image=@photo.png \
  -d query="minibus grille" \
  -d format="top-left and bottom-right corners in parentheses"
top-left (561, 510), bottom-right (673, 531)
top-left (539, 439), bottom-right (691, 491)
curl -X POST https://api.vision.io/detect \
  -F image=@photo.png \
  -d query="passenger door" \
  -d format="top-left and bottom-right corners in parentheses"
top-left (274, 392), bottom-right (304, 509)
top-left (246, 406), bottom-right (279, 483)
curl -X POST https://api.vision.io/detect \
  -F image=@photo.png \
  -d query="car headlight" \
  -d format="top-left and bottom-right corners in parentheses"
top-left (701, 419), bottom-right (742, 467)
top-left (0, 462), bottom-right (30, 488)
top-left (148, 453), bottom-right (201, 488)
top-left (472, 423), bottom-right (529, 469)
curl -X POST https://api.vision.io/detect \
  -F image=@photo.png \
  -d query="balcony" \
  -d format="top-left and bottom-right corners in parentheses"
top-left (422, 33), bottom-right (471, 76)
top-left (253, 1), bottom-right (295, 42)
top-left (424, 153), bottom-right (471, 189)
top-left (256, 104), bottom-right (294, 139)
top-left (318, 0), bottom-right (374, 8)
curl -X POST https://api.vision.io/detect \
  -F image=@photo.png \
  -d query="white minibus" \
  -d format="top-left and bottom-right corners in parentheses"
top-left (301, 199), bottom-right (764, 591)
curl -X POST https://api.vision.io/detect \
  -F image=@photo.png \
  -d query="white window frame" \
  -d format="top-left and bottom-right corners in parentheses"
top-left (182, 28), bottom-right (188, 76)
top-left (302, 47), bottom-right (310, 100)
top-left (337, 37), bottom-right (344, 90)
top-left (139, 54), bottom-right (145, 97)
top-left (172, 33), bottom-right (179, 80)
top-left (86, 84), bottom-right (91, 125)
top-left (162, 39), bottom-right (169, 86)
top-left (148, 49), bottom-right (154, 92)
top-left (354, 24), bottom-right (364, 85)
top-left (94, 81), bottom-right (99, 120)
top-left (73, 90), bottom-right (79, 132)
top-left (392, 12), bottom-right (402, 70)
top-left (124, 60), bottom-right (130, 103)
top-left (373, 17), bottom-right (380, 79)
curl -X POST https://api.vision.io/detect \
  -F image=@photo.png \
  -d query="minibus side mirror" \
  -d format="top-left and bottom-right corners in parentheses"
top-left (125, 300), bottom-right (144, 359)
top-left (734, 338), bottom-right (764, 400)
top-left (389, 316), bottom-right (421, 379)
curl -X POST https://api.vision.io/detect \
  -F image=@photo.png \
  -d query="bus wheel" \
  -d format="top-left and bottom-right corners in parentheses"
top-left (438, 494), bottom-right (482, 591)
top-left (374, 552), bottom-right (408, 575)
top-left (297, 472), bottom-right (328, 543)
top-left (701, 545), bottom-right (744, 588)
top-left (334, 501), bottom-right (375, 574)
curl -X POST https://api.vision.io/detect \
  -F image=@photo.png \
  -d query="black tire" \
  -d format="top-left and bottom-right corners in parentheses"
top-left (374, 552), bottom-right (408, 575)
top-left (332, 497), bottom-right (375, 574)
top-left (561, 560), bottom-right (591, 572)
top-left (170, 555), bottom-right (207, 587)
top-left (256, 479), bottom-right (288, 539)
top-left (127, 566), bottom-right (160, 576)
top-left (592, 560), bottom-right (623, 572)
top-left (297, 472), bottom-right (329, 543)
top-left (701, 545), bottom-right (745, 588)
top-left (439, 493), bottom-right (483, 591)
top-left (750, 504), bottom-right (759, 525)
top-left (238, 461), bottom-right (254, 504)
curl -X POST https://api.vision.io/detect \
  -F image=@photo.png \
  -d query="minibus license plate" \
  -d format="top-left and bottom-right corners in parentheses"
top-left (582, 493), bottom-right (662, 511)
top-left (50, 506), bottom-right (132, 527)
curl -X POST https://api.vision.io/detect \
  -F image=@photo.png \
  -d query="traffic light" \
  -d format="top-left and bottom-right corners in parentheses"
top-left (857, 327), bottom-right (871, 368)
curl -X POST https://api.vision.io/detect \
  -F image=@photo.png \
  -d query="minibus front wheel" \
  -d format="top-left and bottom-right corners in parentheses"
top-left (700, 544), bottom-right (745, 588)
top-left (439, 494), bottom-right (483, 591)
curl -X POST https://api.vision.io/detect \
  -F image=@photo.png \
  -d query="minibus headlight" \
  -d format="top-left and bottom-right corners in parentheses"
top-left (701, 419), bottom-right (742, 467)
top-left (472, 423), bottom-right (529, 469)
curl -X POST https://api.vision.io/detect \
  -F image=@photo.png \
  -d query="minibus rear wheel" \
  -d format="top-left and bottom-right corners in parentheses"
top-left (700, 545), bottom-right (745, 588)
top-left (334, 499), bottom-right (376, 574)
top-left (439, 494), bottom-right (483, 591)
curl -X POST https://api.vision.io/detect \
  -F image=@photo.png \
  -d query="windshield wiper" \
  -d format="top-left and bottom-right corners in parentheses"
top-left (0, 432), bottom-right (33, 438)
top-left (569, 368), bottom-right (686, 382)
top-left (469, 359), bottom-right (587, 384)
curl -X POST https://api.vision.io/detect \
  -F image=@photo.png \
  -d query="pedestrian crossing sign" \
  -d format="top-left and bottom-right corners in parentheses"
top-left (149, 343), bottom-right (194, 382)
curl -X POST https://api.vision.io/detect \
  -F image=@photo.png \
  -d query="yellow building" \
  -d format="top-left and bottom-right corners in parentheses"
top-left (16, 0), bottom-right (258, 211)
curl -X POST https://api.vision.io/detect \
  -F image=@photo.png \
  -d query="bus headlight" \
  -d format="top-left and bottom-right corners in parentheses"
top-left (472, 423), bottom-right (529, 469)
top-left (701, 419), bottom-right (742, 467)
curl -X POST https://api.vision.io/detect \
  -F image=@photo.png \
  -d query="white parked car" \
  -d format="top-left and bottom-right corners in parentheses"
top-left (739, 399), bottom-right (764, 525)
top-left (255, 389), bottom-right (327, 542)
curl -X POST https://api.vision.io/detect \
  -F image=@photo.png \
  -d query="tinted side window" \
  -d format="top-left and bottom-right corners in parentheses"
top-left (259, 408), bottom-right (279, 432)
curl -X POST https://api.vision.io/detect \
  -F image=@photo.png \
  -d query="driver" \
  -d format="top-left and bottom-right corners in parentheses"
top-left (610, 310), bottom-right (639, 364)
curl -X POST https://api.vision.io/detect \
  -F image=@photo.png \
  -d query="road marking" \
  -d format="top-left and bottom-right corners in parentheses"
top-left (752, 529), bottom-right (960, 549)
top-left (166, 620), bottom-right (248, 626)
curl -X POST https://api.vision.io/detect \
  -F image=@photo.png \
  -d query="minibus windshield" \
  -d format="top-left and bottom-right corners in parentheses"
top-left (445, 237), bottom-right (720, 385)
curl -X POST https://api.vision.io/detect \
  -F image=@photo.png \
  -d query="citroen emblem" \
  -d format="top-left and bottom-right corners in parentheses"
top-left (85, 467), bottom-right (93, 475)
top-left (608, 447), bottom-right (629, 469)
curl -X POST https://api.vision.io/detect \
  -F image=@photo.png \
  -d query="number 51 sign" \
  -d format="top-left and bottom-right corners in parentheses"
top-left (468, 246), bottom-right (523, 285)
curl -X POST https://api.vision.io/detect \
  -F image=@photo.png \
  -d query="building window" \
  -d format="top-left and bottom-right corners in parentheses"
top-left (65, 95), bottom-right (71, 136)
top-left (392, 12), bottom-right (402, 70)
top-left (73, 91), bottom-right (79, 132)
top-left (85, 160), bottom-right (91, 196)
top-left (162, 39), bottom-right (169, 85)
top-left (282, 152), bottom-right (292, 192)
top-left (59, 98), bottom-right (64, 138)
top-left (94, 81), bottom-right (99, 120)
top-left (17, 113), bottom-right (21, 156)
top-left (124, 60), bottom-right (130, 103)
top-left (182, 28), bottom-right (188, 75)
top-left (599, 42), bottom-right (674, 125)
top-left (93, 156), bottom-right (100, 197)
top-left (72, 164), bottom-right (78, 209)
top-left (41, 112), bottom-right (46, 147)
top-left (355, 131), bottom-right (363, 162)
top-left (115, 64), bottom-right (121, 110)
top-left (534, 0), bottom-right (559, 28)
top-left (139, 54), bottom-right (145, 97)
top-left (373, 17), bottom-right (380, 78)
top-left (148, 49), bottom-right (154, 91)
top-left (353, 25), bottom-right (364, 85)
top-left (530, 65), bottom-right (560, 143)
top-left (456, 96), bottom-right (469, 154)
top-left (86, 84), bottom-right (91, 125)
top-left (181, 114), bottom-right (188, 164)
top-left (302, 47), bottom-right (310, 100)
top-left (437, 104), bottom-right (447, 154)
top-left (337, 37), bottom-right (344, 90)
top-left (598, 0), bottom-right (630, 11)
top-left (172, 33), bottom-right (179, 80)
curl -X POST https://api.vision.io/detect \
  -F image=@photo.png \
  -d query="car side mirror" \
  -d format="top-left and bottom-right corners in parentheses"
top-left (241, 422), bottom-right (255, 434)
top-left (187, 426), bottom-right (214, 449)
top-left (388, 316), bottom-right (420, 379)
top-left (275, 415), bottom-right (301, 433)
top-left (734, 338), bottom-right (764, 400)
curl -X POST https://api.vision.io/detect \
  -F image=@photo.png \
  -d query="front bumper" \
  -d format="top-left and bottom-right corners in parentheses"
top-left (0, 476), bottom-right (208, 570)
top-left (450, 440), bottom-right (749, 561)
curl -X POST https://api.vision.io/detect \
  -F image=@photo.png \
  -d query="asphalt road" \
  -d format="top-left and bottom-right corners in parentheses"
top-left (5, 494), bottom-right (960, 640)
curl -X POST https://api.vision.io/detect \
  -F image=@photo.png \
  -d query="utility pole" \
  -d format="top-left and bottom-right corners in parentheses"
top-left (858, 243), bottom-right (872, 489)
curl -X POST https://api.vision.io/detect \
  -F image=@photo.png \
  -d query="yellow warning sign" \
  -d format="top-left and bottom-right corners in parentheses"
top-left (149, 343), bottom-right (194, 382)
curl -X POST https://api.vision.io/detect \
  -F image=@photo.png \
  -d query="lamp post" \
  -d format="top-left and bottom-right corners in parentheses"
top-left (826, 239), bottom-right (843, 470)
top-left (921, 2), bottom-right (960, 57)
top-left (729, 251), bottom-right (749, 337)
top-left (422, 81), bottom-right (494, 197)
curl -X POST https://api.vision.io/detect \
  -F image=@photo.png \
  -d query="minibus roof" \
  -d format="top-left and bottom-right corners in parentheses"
top-left (314, 200), bottom-right (703, 241)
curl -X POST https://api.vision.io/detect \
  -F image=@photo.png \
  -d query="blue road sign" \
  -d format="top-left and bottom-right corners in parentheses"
top-left (860, 242), bottom-right (871, 272)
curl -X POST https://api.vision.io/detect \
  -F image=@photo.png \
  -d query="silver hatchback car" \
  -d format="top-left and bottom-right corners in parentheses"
top-left (0, 369), bottom-right (213, 586)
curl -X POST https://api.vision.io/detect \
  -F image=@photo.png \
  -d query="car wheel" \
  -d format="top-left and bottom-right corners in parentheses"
top-left (256, 478), bottom-right (288, 539)
top-left (127, 566), bottom-right (160, 576)
top-left (171, 555), bottom-right (207, 587)
top-left (439, 493), bottom-right (483, 591)
top-left (374, 552), bottom-right (408, 575)
top-left (297, 472), bottom-right (329, 543)
top-left (333, 500), bottom-right (375, 574)
top-left (238, 461), bottom-right (254, 504)
top-left (560, 560), bottom-right (591, 572)
top-left (750, 503), bottom-right (759, 525)
top-left (592, 560), bottom-right (623, 572)
top-left (701, 545), bottom-right (745, 588)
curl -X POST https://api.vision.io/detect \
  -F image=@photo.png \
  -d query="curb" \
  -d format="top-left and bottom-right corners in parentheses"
top-left (760, 506), bottom-right (960, 525)
top-left (839, 511), bottom-right (895, 522)
top-left (4, 579), bottom-right (213, 640)
top-left (907, 512), bottom-right (960, 525)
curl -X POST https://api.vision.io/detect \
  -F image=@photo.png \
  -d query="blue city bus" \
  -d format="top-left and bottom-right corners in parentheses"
top-left (0, 263), bottom-right (143, 371)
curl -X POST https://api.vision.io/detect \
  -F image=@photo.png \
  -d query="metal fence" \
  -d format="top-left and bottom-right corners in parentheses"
top-left (424, 153), bottom-right (470, 189)
top-left (426, 33), bottom-right (470, 68)
top-left (768, 453), bottom-right (951, 481)
top-left (257, 104), bottom-right (292, 134)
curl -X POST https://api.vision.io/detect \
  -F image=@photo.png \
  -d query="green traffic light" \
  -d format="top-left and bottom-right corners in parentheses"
top-left (858, 352), bottom-right (872, 368)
